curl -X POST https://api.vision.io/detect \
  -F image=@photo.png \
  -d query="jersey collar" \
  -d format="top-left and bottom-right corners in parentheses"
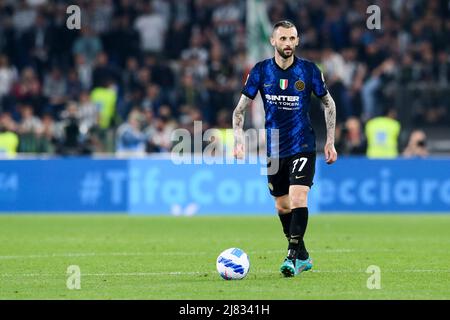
top-left (272, 55), bottom-right (297, 71)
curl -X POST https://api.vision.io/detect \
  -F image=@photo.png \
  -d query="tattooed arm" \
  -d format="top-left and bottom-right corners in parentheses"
top-left (320, 92), bottom-right (338, 164)
top-left (232, 94), bottom-right (252, 159)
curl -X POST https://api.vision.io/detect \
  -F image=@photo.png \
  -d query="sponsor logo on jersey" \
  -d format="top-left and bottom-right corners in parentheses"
top-left (265, 95), bottom-right (300, 102)
top-left (279, 79), bottom-right (288, 90)
top-left (295, 80), bottom-right (305, 91)
top-left (265, 94), bottom-right (300, 108)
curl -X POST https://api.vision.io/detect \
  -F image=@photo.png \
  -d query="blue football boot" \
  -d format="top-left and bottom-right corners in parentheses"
top-left (295, 257), bottom-right (313, 274)
top-left (280, 258), bottom-right (296, 277)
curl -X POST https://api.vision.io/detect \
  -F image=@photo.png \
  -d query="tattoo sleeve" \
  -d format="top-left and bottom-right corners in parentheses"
top-left (232, 94), bottom-right (252, 146)
top-left (320, 92), bottom-right (336, 144)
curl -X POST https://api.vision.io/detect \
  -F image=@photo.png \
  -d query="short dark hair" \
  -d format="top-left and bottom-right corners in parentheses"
top-left (272, 20), bottom-right (296, 32)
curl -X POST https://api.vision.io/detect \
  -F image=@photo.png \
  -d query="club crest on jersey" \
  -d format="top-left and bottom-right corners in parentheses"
top-left (295, 80), bottom-right (305, 91)
top-left (279, 79), bottom-right (288, 90)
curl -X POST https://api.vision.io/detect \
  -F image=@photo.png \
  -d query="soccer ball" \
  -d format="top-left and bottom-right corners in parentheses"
top-left (216, 248), bottom-right (250, 280)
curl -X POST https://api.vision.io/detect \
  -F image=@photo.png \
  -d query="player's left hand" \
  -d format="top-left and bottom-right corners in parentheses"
top-left (324, 142), bottom-right (338, 164)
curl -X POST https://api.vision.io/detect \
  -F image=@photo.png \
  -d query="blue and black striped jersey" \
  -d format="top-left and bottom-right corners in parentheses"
top-left (242, 56), bottom-right (327, 158)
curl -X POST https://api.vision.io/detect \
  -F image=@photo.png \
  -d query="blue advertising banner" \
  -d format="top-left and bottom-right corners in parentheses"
top-left (127, 159), bottom-right (272, 215)
top-left (0, 157), bottom-right (449, 214)
top-left (0, 159), bottom-right (128, 212)
top-left (315, 157), bottom-right (450, 212)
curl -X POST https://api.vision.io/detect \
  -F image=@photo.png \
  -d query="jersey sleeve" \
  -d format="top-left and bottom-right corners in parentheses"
top-left (311, 63), bottom-right (328, 98)
top-left (241, 63), bottom-right (261, 100)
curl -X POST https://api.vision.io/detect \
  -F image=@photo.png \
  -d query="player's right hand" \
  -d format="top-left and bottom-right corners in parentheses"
top-left (233, 143), bottom-right (244, 159)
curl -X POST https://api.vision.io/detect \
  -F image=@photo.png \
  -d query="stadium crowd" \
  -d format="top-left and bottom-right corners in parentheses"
top-left (0, 0), bottom-right (448, 157)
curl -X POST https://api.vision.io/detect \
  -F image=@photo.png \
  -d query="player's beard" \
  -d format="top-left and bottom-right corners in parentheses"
top-left (276, 46), bottom-right (295, 59)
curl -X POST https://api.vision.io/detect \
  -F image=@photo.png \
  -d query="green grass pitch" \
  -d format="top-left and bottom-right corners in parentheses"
top-left (0, 214), bottom-right (449, 299)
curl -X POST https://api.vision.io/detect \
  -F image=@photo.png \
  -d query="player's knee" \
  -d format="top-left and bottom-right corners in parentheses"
top-left (275, 202), bottom-right (291, 214)
top-left (290, 192), bottom-right (308, 208)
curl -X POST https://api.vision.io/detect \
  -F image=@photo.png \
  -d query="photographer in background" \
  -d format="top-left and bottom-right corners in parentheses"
top-left (54, 101), bottom-right (93, 156)
top-left (402, 129), bottom-right (429, 158)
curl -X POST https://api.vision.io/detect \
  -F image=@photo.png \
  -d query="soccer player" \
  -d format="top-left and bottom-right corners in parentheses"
top-left (232, 20), bottom-right (337, 277)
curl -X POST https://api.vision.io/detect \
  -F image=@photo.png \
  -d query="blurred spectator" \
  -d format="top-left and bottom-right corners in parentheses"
top-left (211, 0), bottom-right (243, 48)
top-left (104, 14), bottom-right (140, 66)
top-left (115, 108), bottom-right (146, 156)
top-left (341, 47), bottom-right (366, 117)
top-left (78, 90), bottom-right (98, 136)
top-left (55, 101), bottom-right (93, 155)
top-left (39, 112), bottom-right (56, 153)
top-left (365, 106), bottom-right (401, 159)
top-left (0, 55), bottom-right (18, 102)
top-left (321, 47), bottom-right (351, 122)
top-left (17, 103), bottom-right (42, 153)
top-left (142, 108), bottom-right (158, 153)
top-left (143, 54), bottom-right (175, 92)
top-left (133, 1), bottom-right (168, 55)
top-left (12, 0), bottom-right (36, 34)
top-left (74, 54), bottom-right (92, 90)
top-left (11, 67), bottom-right (45, 116)
top-left (215, 109), bottom-right (234, 158)
top-left (114, 0), bottom-right (138, 23)
top-left (361, 57), bottom-right (396, 121)
top-left (90, 80), bottom-right (117, 130)
top-left (42, 66), bottom-right (67, 117)
top-left (0, 112), bottom-right (19, 157)
top-left (142, 83), bottom-right (163, 114)
top-left (66, 68), bottom-right (83, 100)
top-left (90, 79), bottom-right (118, 152)
top-left (121, 56), bottom-right (140, 92)
top-left (338, 117), bottom-right (367, 155)
top-left (435, 50), bottom-right (450, 86)
top-left (151, 105), bottom-right (177, 152)
top-left (173, 104), bottom-right (207, 155)
top-left (180, 30), bottom-right (209, 82)
top-left (164, 0), bottom-right (192, 60)
top-left (205, 42), bottom-right (238, 125)
top-left (176, 72), bottom-right (208, 115)
top-left (402, 129), bottom-right (429, 158)
top-left (91, 52), bottom-right (121, 89)
top-left (19, 12), bottom-right (50, 77)
top-left (89, 0), bottom-right (114, 35)
top-left (72, 26), bottom-right (103, 66)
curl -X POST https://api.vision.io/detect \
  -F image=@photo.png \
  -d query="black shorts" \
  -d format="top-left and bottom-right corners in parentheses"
top-left (267, 151), bottom-right (316, 197)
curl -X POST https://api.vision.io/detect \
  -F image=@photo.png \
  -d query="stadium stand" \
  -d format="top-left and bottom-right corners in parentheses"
top-left (0, 0), bottom-right (449, 157)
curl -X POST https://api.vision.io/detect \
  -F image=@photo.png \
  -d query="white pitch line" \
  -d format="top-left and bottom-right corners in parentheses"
top-left (1, 269), bottom-right (449, 278)
top-left (0, 271), bottom-right (213, 277)
top-left (0, 252), bottom-right (202, 260)
top-left (0, 248), bottom-right (446, 261)
top-left (0, 249), bottom-right (368, 260)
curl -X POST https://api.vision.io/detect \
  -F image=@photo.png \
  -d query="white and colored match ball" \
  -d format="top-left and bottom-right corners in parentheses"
top-left (216, 248), bottom-right (250, 280)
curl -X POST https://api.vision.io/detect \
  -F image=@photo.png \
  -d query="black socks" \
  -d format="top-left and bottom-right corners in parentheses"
top-left (287, 207), bottom-right (309, 261)
top-left (278, 211), bottom-right (292, 240)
